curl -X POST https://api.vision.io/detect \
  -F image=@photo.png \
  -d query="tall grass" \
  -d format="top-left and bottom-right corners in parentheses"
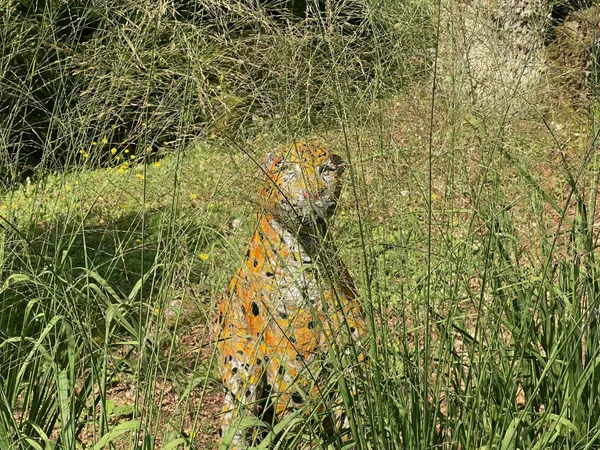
top-left (1, 0), bottom-right (600, 449)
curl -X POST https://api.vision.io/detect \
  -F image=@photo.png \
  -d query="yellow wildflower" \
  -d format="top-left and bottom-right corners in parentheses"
top-left (189, 193), bottom-right (198, 200)
top-left (153, 161), bottom-right (161, 167)
top-left (118, 166), bottom-right (126, 174)
top-left (135, 238), bottom-right (142, 243)
top-left (153, 307), bottom-right (160, 316)
top-left (145, 147), bottom-right (152, 154)
top-left (209, 203), bottom-right (215, 209)
top-left (11, 203), bottom-right (18, 209)
top-left (124, 149), bottom-right (130, 154)
top-left (142, 122), bottom-right (147, 128)
top-left (83, 152), bottom-right (89, 158)
top-left (101, 137), bottom-right (108, 144)
top-left (135, 173), bottom-right (144, 180)
top-left (210, 133), bottom-right (216, 140)
top-left (92, 141), bottom-right (97, 146)
top-left (65, 185), bottom-right (72, 192)
top-left (130, 155), bottom-right (135, 160)
top-left (163, 141), bottom-right (168, 146)
top-left (110, 148), bottom-right (117, 155)
top-left (199, 253), bottom-right (209, 261)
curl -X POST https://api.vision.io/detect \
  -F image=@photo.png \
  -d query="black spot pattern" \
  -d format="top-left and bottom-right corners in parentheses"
top-left (292, 392), bottom-right (303, 404)
top-left (251, 302), bottom-right (260, 316)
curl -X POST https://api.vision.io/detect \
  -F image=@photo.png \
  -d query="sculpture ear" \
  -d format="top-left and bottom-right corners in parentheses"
top-left (330, 153), bottom-right (346, 175)
top-left (263, 152), bottom-right (278, 168)
top-left (263, 151), bottom-right (284, 170)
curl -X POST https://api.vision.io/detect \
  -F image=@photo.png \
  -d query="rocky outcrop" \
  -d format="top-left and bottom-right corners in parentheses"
top-left (441, 0), bottom-right (598, 110)
top-left (441, 0), bottom-right (549, 109)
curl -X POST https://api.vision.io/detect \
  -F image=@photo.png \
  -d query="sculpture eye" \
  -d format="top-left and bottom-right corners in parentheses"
top-left (319, 163), bottom-right (336, 175)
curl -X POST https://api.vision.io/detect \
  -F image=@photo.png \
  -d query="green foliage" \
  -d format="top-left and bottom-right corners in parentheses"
top-left (0, 0), bottom-right (434, 185)
top-left (2, 0), bottom-right (600, 449)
